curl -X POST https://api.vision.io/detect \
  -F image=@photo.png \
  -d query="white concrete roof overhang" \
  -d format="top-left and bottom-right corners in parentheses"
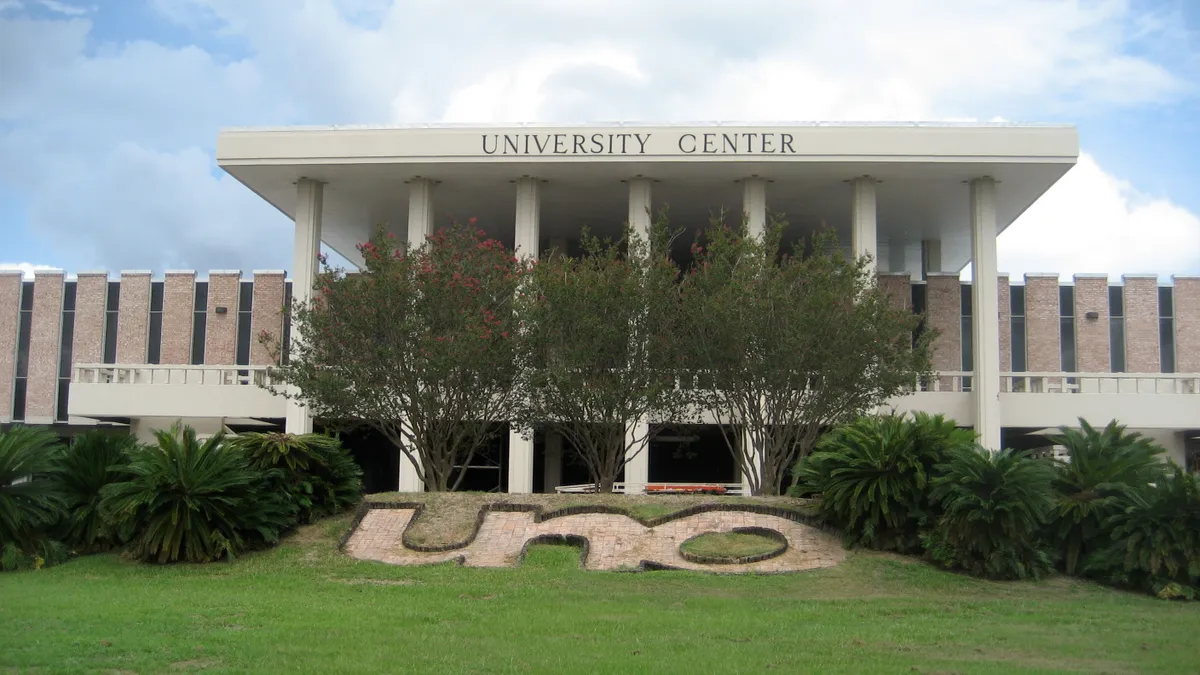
top-left (217, 123), bottom-right (1078, 271)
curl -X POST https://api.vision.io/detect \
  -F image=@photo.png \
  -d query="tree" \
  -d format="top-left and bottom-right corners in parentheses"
top-left (265, 222), bottom-right (525, 492)
top-left (676, 216), bottom-right (932, 495)
top-left (512, 219), bottom-right (691, 492)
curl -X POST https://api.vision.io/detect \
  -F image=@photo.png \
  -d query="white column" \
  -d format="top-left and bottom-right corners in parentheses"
top-left (508, 176), bottom-right (540, 494)
top-left (628, 177), bottom-right (652, 240)
top-left (286, 178), bottom-right (322, 435)
top-left (543, 431), bottom-right (563, 493)
top-left (742, 177), bottom-right (767, 239)
top-left (397, 419), bottom-right (424, 493)
top-left (407, 178), bottom-right (434, 250)
top-left (624, 418), bottom-right (650, 494)
top-left (851, 176), bottom-right (878, 274)
top-left (922, 239), bottom-right (943, 278)
top-left (970, 177), bottom-right (1002, 450)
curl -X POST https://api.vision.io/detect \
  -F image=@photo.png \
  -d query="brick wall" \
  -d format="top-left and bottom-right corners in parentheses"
top-left (26, 272), bottom-right (64, 422)
top-left (1123, 275), bottom-right (1160, 373)
top-left (925, 274), bottom-right (961, 374)
top-left (72, 273), bottom-right (108, 366)
top-left (250, 271), bottom-right (286, 365)
top-left (0, 272), bottom-right (21, 421)
top-left (1074, 274), bottom-right (1110, 372)
top-left (205, 272), bottom-right (241, 365)
top-left (1175, 276), bottom-right (1200, 373)
top-left (115, 272), bottom-right (151, 364)
top-left (1024, 274), bottom-right (1061, 371)
top-left (161, 272), bottom-right (195, 364)
top-left (998, 275), bottom-right (1011, 373)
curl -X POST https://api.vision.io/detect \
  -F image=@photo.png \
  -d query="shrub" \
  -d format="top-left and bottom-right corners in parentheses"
top-left (54, 432), bottom-right (136, 552)
top-left (101, 425), bottom-right (294, 563)
top-left (0, 426), bottom-right (69, 571)
top-left (227, 431), bottom-right (362, 523)
top-left (922, 447), bottom-right (1055, 580)
top-left (791, 412), bottom-right (974, 553)
top-left (1046, 418), bottom-right (1166, 576)
top-left (1085, 465), bottom-right (1200, 599)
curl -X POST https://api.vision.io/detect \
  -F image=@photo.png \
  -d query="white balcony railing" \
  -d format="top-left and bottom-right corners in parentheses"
top-left (72, 364), bottom-right (279, 388)
top-left (912, 371), bottom-right (1200, 395)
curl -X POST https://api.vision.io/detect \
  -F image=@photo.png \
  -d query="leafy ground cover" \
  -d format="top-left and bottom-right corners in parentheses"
top-left (3, 505), bottom-right (1198, 674)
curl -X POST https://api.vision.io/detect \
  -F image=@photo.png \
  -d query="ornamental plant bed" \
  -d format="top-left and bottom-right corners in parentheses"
top-left (679, 527), bottom-right (789, 565)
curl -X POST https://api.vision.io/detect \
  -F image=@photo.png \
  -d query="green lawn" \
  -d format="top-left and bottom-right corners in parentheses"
top-left (2, 513), bottom-right (1198, 675)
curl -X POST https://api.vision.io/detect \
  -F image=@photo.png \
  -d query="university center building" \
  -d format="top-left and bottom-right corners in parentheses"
top-left (2, 123), bottom-right (1198, 493)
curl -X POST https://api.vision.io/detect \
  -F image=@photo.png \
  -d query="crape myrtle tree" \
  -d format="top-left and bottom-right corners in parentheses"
top-left (265, 222), bottom-right (525, 492)
top-left (676, 215), bottom-right (933, 495)
top-left (512, 217), bottom-right (693, 492)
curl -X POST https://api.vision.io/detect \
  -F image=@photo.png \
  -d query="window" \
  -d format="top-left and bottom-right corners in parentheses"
top-left (910, 282), bottom-right (927, 352)
top-left (12, 282), bottom-right (34, 420)
top-left (191, 282), bottom-right (208, 365)
top-left (56, 282), bottom-right (76, 422)
top-left (1109, 285), bottom-right (1125, 373)
top-left (960, 283), bottom-right (972, 391)
top-left (236, 281), bottom-right (254, 370)
top-left (147, 281), bottom-right (164, 364)
top-left (1010, 285), bottom-right (1026, 372)
top-left (281, 281), bottom-right (293, 365)
top-left (103, 281), bottom-right (120, 364)
top-left (1160, 286), bottom-right (1175, 373)
top-left (1059, 285), bottom-right (1076, 372)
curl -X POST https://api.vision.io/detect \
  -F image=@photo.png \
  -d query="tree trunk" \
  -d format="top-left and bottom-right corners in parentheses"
top-left (599, 477), bottom-right (616, 494)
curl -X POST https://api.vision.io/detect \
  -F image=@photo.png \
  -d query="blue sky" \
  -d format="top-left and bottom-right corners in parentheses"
top-left (1, 0), bottom-right (1198, 279)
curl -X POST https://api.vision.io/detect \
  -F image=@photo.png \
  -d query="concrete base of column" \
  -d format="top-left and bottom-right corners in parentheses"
top-left (508, 428), bottom-right (534, 494)
top-left (284, 399), bottom-right (312, 435)
top-left (624, 420), bottom-right (650, 494)
top-left (398, 452), bottom-right (424, 493)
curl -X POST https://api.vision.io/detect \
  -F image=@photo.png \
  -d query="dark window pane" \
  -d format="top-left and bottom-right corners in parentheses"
top-left (148, 312), bottom-right (163, 364)
top-left (1061, 317), bottom-right (1076, 371)
top-left (150, 282), bottom-right (165, 312)
top-left (911, 283), bottom-right (927, 315)
top-left (15, 307), bottom-right (32, 377)
top-left (1059, 285), bottom-right (1074, 317)
top-left (12, 379), bottom-right (27, 421)
top-left (1010, 286), bottom-right (1025, 316)
top-left (239, 281), bottom-right (254, 311)
top-left (282, 281), bottom-right (293, 365)
top-left (63, 282), bottom-right (77, 312)
top-left (1110, 318), bottom-right (1125, 372)
top-left (1011, 317), bottom-right (1027, 372)
top-left (56, 379), bottom-right (70, 422)
top-left (58, 311), bottom-right (75, 376)
top-left (1161, 318), bottom-right (1175, 373)
top-left (194, 282), bottom-right (209, 311)
top-left (961, 317), bottom-right (973, 371)
top-left (20, 281), bottom-right (34, 309)
top-left (191, 313), bottom-right (207, 365)
top-left (106, 281), bottom-right (120, 310)
top-left (103, 313), bottom-right (118, 364)
top-left (960, 283), bottom-right (972, 317)
top-left (236, 312), bottom-right (251, 366)
top-left (1108, 286), bottom-right (1124, 317)
top-left (1159, 287), bottom-right (1173, 318)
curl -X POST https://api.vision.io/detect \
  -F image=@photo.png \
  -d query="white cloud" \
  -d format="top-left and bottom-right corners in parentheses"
top-left (36, 0), bottom-right (88, 16)
top-left (0, 263), bottom-right (62, 279)
top-left (999, 153), bottom-right (1200, 281)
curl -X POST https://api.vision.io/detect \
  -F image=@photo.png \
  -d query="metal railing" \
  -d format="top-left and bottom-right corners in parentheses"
top-left (73, 364), bottom-right (278, 387)
top-left (912, 371), bottom-right (1200, 395)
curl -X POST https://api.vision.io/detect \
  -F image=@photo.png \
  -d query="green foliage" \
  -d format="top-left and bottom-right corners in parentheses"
top-left (100, 425), bottom-right (294, 563)
top-left (923, 447), bottom-right (1055, 580)
top-left (1046, 418), bottom-right (1166, 576)
top-left (54, 432), bottom-right (136, 552)
top-left (1085, 464), bottom-right (1200, 599)
top-left (792, 412), bottom-right (973, 552)
top-left (228, 431), bottom-right (362, 522)
top-left (0, 426), bottom-right (67, 569)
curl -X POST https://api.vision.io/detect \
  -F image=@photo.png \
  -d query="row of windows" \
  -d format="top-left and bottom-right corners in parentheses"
top-left (10, 280), bottom-right (290, 423)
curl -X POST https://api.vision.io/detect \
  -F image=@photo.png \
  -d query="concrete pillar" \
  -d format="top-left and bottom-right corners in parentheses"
top-left (508, 176), bottom-right (541, 494)
top-left (407, 178), bottom-right (435, 250)
top-left (742, 177), bottom-right (767, 239)
top-left (922, 240), bottom-right (943, 278)
top-left (628, 177), bottom-right (652, 240)
top-left (851, 177), bottom-right (877, 273)
top-left (286, 178), bottom-right (323, 435)
top-left (544, 431), bottom-right (563, 493)
top-left (969, 177), bottom-right (1001, 451)
top-left (397, 419), bottom-right (424, 493)
top-left (624, 418), bottom-right (650, 494)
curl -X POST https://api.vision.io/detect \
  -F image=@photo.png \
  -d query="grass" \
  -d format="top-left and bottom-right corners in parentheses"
top-left (680, 531), bottom-right (783, 560)
top-left (2, 508), bottom-right (1198, 674)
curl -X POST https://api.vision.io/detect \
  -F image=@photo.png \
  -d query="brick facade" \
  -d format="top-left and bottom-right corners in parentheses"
top-left (1074, 274), bottom-right (1110, 372)
top-left (204, 272), bottom-right (241, 365)
top-left (72, 273), bottom-right (108, 366)
top-left (250, 271), bottom-right (286, 365)
top-left (161, 272), bottom-right (195, 364)
top-left (1024, 274), bottom-right (1060, 372)
top-left (998, 275), bottom-right (1011, 373)
top-left (1175, 276), bottom-right (1200, 373)
top-left (26, 272), bottom-right (64, 422)
top-left (925, 274), bottom-right (961, 374)
top-left (1123, 275), bottom-right (1160, 373)
top-left (115, 272), bottom-right (151, 364)
top-left (0, 272), bottom-right (21, 422)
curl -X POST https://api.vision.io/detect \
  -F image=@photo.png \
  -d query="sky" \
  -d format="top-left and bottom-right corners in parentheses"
top-left (1, 0), bottom-right (1198, 281)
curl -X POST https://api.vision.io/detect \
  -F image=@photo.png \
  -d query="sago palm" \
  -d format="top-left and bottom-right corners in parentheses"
top-left (0, 426), bottom-right (67, 569)
top-left (227, 431), bottom-right (362, 523)
top-left (54, 432), bottom-right (136, 552)
top-left (924, 446), bottom-right (1055, 580)
top-left (1046, 418), bottom-right (1166, 576)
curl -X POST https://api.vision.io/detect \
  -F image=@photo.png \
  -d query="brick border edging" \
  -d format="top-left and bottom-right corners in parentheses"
top-left (339, 499), bottom-right (834, 555)
top-left (678, 526), bottom-right (789, 565)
